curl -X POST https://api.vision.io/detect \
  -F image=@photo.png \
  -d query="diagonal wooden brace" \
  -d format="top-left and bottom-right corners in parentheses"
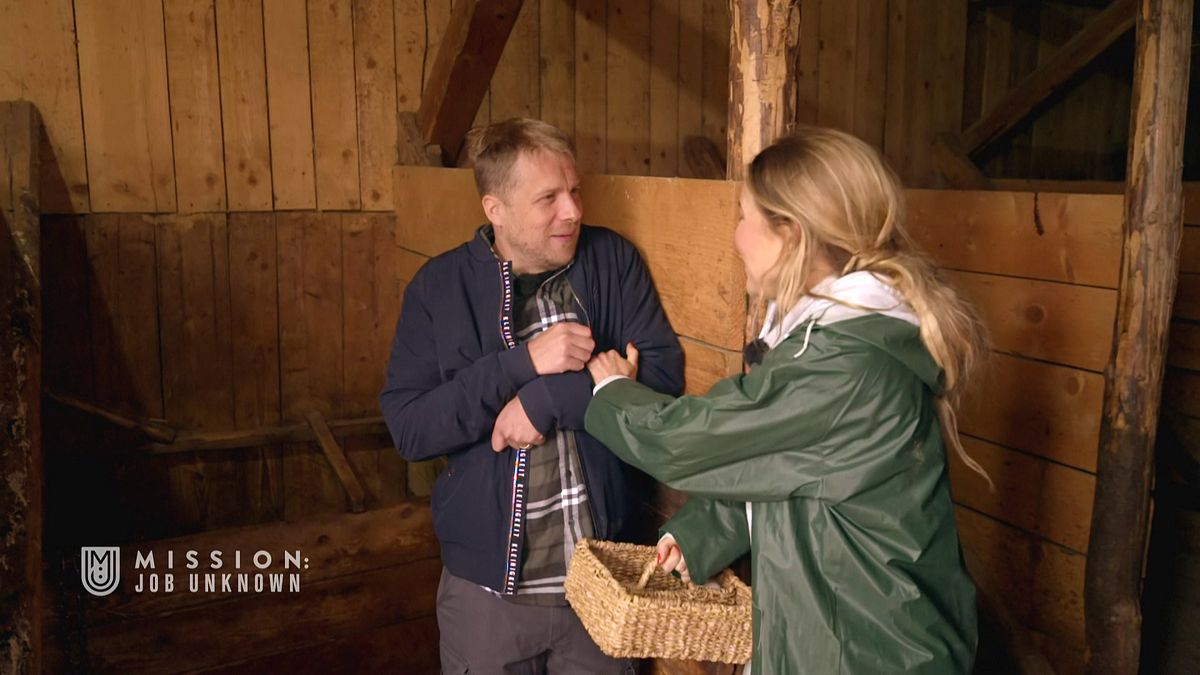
top-left (304, 409), bottom-right (367, 513)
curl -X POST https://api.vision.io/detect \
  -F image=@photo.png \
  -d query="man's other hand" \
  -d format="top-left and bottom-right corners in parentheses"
top-left (491, 396), bottom-right (546, 452)
top-left (527, 322), bottom-right (595, 375)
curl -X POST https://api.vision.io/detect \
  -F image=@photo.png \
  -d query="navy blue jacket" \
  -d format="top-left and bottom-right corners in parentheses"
top-left (380, 225), bottom-right (684, 592)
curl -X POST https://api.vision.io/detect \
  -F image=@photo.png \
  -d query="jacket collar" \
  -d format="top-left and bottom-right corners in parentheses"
top-left (759, 271), bottom-right (919, 349)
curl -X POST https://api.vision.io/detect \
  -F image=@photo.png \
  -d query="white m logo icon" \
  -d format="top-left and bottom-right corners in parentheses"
top-left (81, 547), bottom-right (120, 597)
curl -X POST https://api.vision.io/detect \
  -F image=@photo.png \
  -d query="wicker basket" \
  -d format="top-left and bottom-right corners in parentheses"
top-left (564, 538), bottom-right (752, 663)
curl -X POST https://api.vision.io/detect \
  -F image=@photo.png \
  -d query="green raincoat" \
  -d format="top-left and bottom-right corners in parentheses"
top-left (584, 276), bottom-right (977, 674)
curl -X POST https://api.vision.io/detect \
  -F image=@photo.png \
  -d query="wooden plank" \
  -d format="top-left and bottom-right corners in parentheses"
top-left (1179, 226), bottom-right (1200, 273)
top-left (794, 0), bottom-right (821, 126)
top-left (304, 410), bottom-right (367, 512)
top-left (949, 436), bottom-right (1095, 553)
top-left (344, 435), bottom-right (409, 509)
top-left (883, 0), bottom-right (911, 180)
top-left (263, 0), bottom-right (318, 210)
top-left (816, 0), bottom-right (855, 132)
top-left (492, 0), bottom-right (540, 121)
top-left (930, 0), bottom-right (967, 176)
top-left (196, 615), bottom-right (439, 675)
top-left (157, 215), bottom-right (235, 429)
top-left (423, 0), bottom-right (453, 91)
top-left (354, 0), bottom-right (398, 210)
top-left (981, 4), bottom-right (1016, 117)
top-left (0, 0), bottom-right (89, 212)
top-left (606, 0), bottom-right (651, 175)
top-left (584, 175), bottom-right (744, 349)
top-left (677, 0), bottom-right (705, 176)
top-left (75, 0), bottom-right (176, 212)
top-left (278, 212), bottom-right (347, 519)
top-left (959, 353), bottom-right (1103, 473)
top-left (308, 0), bottom-right (362, 209)
top-left (157, 214), bottom-right (238, 529)
top-left (1167, 321), bottom-right (1200, 372)
top-left (417, 0), bottom-right (525, 163)
top-left (539, 0), bottom-right (576, 136)
top-left (86, 214), bottom-right (164, 418)
top-left (853, 0), bottom-right (888, 148)
top-left (394, 166), bottom-right (485, 256)
top-left (944, 270), bottom-right (1118, 372)
top-left (575, 0), bottom-right (607, 173)
top-left (215, 0), bottom-right (273, 211)
top-left (164, 0), bottom-right (227, 212)
top-left (41, 217), bottom-right (95, 398)
top-left (679, 337), bottom-right (741, 396)
top-left (1164, 369), bottom-right (1200, 419)
top-left (961, 0), bottom-right (1136, 155)
top-left (341, 213), bottom-right (402, 417)
top-left (906, 190), bottom-right (1124, 288)
top-left (957, 507), bottom-right (1087, 654)
top-left (648, 0), bottom-right (680, 177)
top-left (1173, 273), bottom-right (1200, 320)
top-left (86, 557), bottom-right (441, 673)
top-left (393, 0), bottom-right (425, 112)
top-left (228, 213), bottom-right (284, 524)
top-left (701, 0), bottom-right (729, 159)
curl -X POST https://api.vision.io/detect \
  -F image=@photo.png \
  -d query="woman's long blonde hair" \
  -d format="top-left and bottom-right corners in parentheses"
top-left (747, 127), bottom-right (992, 486)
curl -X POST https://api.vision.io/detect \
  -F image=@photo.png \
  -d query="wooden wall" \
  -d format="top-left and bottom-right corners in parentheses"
top-left (0, 0), bottom-right (735, 215)
top-left (962, 1), bottom-right (1136, 181)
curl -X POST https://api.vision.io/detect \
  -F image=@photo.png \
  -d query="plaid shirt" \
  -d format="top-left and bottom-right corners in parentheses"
top-left (489, 230), bottom-right (596, 606)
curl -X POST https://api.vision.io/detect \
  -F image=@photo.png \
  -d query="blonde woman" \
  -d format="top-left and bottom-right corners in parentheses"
top-left (584, 127), bottom-right (987, 674)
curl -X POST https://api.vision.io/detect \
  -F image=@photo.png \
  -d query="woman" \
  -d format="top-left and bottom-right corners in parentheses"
top-left (584, 127), bottom-right (988, 674)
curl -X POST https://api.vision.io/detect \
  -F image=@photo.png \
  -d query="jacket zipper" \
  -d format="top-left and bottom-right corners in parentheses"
top-left (496, 259), bottom-right (526, 595)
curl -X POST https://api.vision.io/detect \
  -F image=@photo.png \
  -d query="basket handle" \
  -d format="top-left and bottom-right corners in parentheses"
top-left (636, 558), bottom-right (699, 590)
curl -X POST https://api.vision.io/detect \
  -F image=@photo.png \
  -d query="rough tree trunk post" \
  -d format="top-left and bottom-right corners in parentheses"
top-left (726, 0), bottom-right (801, 181)
top-left (1, 100), bottom-right (44, 674)
top-left (1086, 1), bottom-right (1194, 673)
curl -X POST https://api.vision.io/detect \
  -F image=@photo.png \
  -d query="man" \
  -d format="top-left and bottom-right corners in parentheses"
top-left (380, 118), bottom-right (683, 673)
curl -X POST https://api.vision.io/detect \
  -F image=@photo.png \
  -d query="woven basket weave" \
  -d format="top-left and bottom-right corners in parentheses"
top-left (564, 538), bottom-right (752, 663)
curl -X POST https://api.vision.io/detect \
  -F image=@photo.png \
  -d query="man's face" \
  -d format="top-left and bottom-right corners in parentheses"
top-left (485, 149), bottom-right (583, 274)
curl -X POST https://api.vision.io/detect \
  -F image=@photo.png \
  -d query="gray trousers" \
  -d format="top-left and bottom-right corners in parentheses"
top-left (437, 568), bottom-right (637, 674)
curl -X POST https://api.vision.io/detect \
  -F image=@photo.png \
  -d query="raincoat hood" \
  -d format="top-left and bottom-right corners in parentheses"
top-left (760, 271), bottom-right (944, 395)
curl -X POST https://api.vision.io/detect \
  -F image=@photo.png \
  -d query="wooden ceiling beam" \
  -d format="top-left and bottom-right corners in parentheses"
top-left (416, 0), bottom-right (525, 165)
top-left (961, 0), bottom-right (1137, 155)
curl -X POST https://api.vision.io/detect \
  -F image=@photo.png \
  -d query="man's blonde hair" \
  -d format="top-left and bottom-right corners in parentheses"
top-left (746, 126), bottom-right (993, 486)
top-left (464, 118), bottom-right (576, 199)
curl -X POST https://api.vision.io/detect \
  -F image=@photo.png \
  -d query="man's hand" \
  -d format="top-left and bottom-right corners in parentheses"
top-left (491, 396), bottom-right (546, 452)
top-left (587, 343), bottom-right (639, 384)
top-left (527, 323), bottom-right (595, 375)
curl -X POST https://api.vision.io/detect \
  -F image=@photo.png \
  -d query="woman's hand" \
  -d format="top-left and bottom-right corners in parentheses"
top-left (656, 534), bottom-right (691, 583)
top-left (587, 343), bottom-right (639, 384)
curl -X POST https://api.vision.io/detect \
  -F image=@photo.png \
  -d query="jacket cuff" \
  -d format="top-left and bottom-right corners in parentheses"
top-left (497, 343), bottom-right (537, 389)
top-left (518, 371), bottom-right (594, 435)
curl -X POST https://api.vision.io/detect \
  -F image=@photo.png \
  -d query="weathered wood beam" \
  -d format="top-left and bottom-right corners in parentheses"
top-left (416, 0), bottom-right (525, 165)
top-left (932, 133), bottom-right (995, 190)
top-left (0, 99), bottom-right (43, 675)
top-left (304, 410), bottom-right (367, 513)
top-left (143, 416), bottom-right (388, 454)
top-left (961, 0), bottom-right (1137, 155)
top-left (1086, 1), bottom-right (1194, 673)
top-left (45, 389), bottom-right (177, 443)
top-left (397, 111), bottom-right (442, 167)
top-left (726, 0), bottom-right (802, 180)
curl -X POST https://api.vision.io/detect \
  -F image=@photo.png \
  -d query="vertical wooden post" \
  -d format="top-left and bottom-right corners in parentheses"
top-left (726, 0), bottom-right (802, 180)
top-left (1086, 1), bottom-right (1194, 673)
top-left (1, 100), bottom-right (44, 674)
